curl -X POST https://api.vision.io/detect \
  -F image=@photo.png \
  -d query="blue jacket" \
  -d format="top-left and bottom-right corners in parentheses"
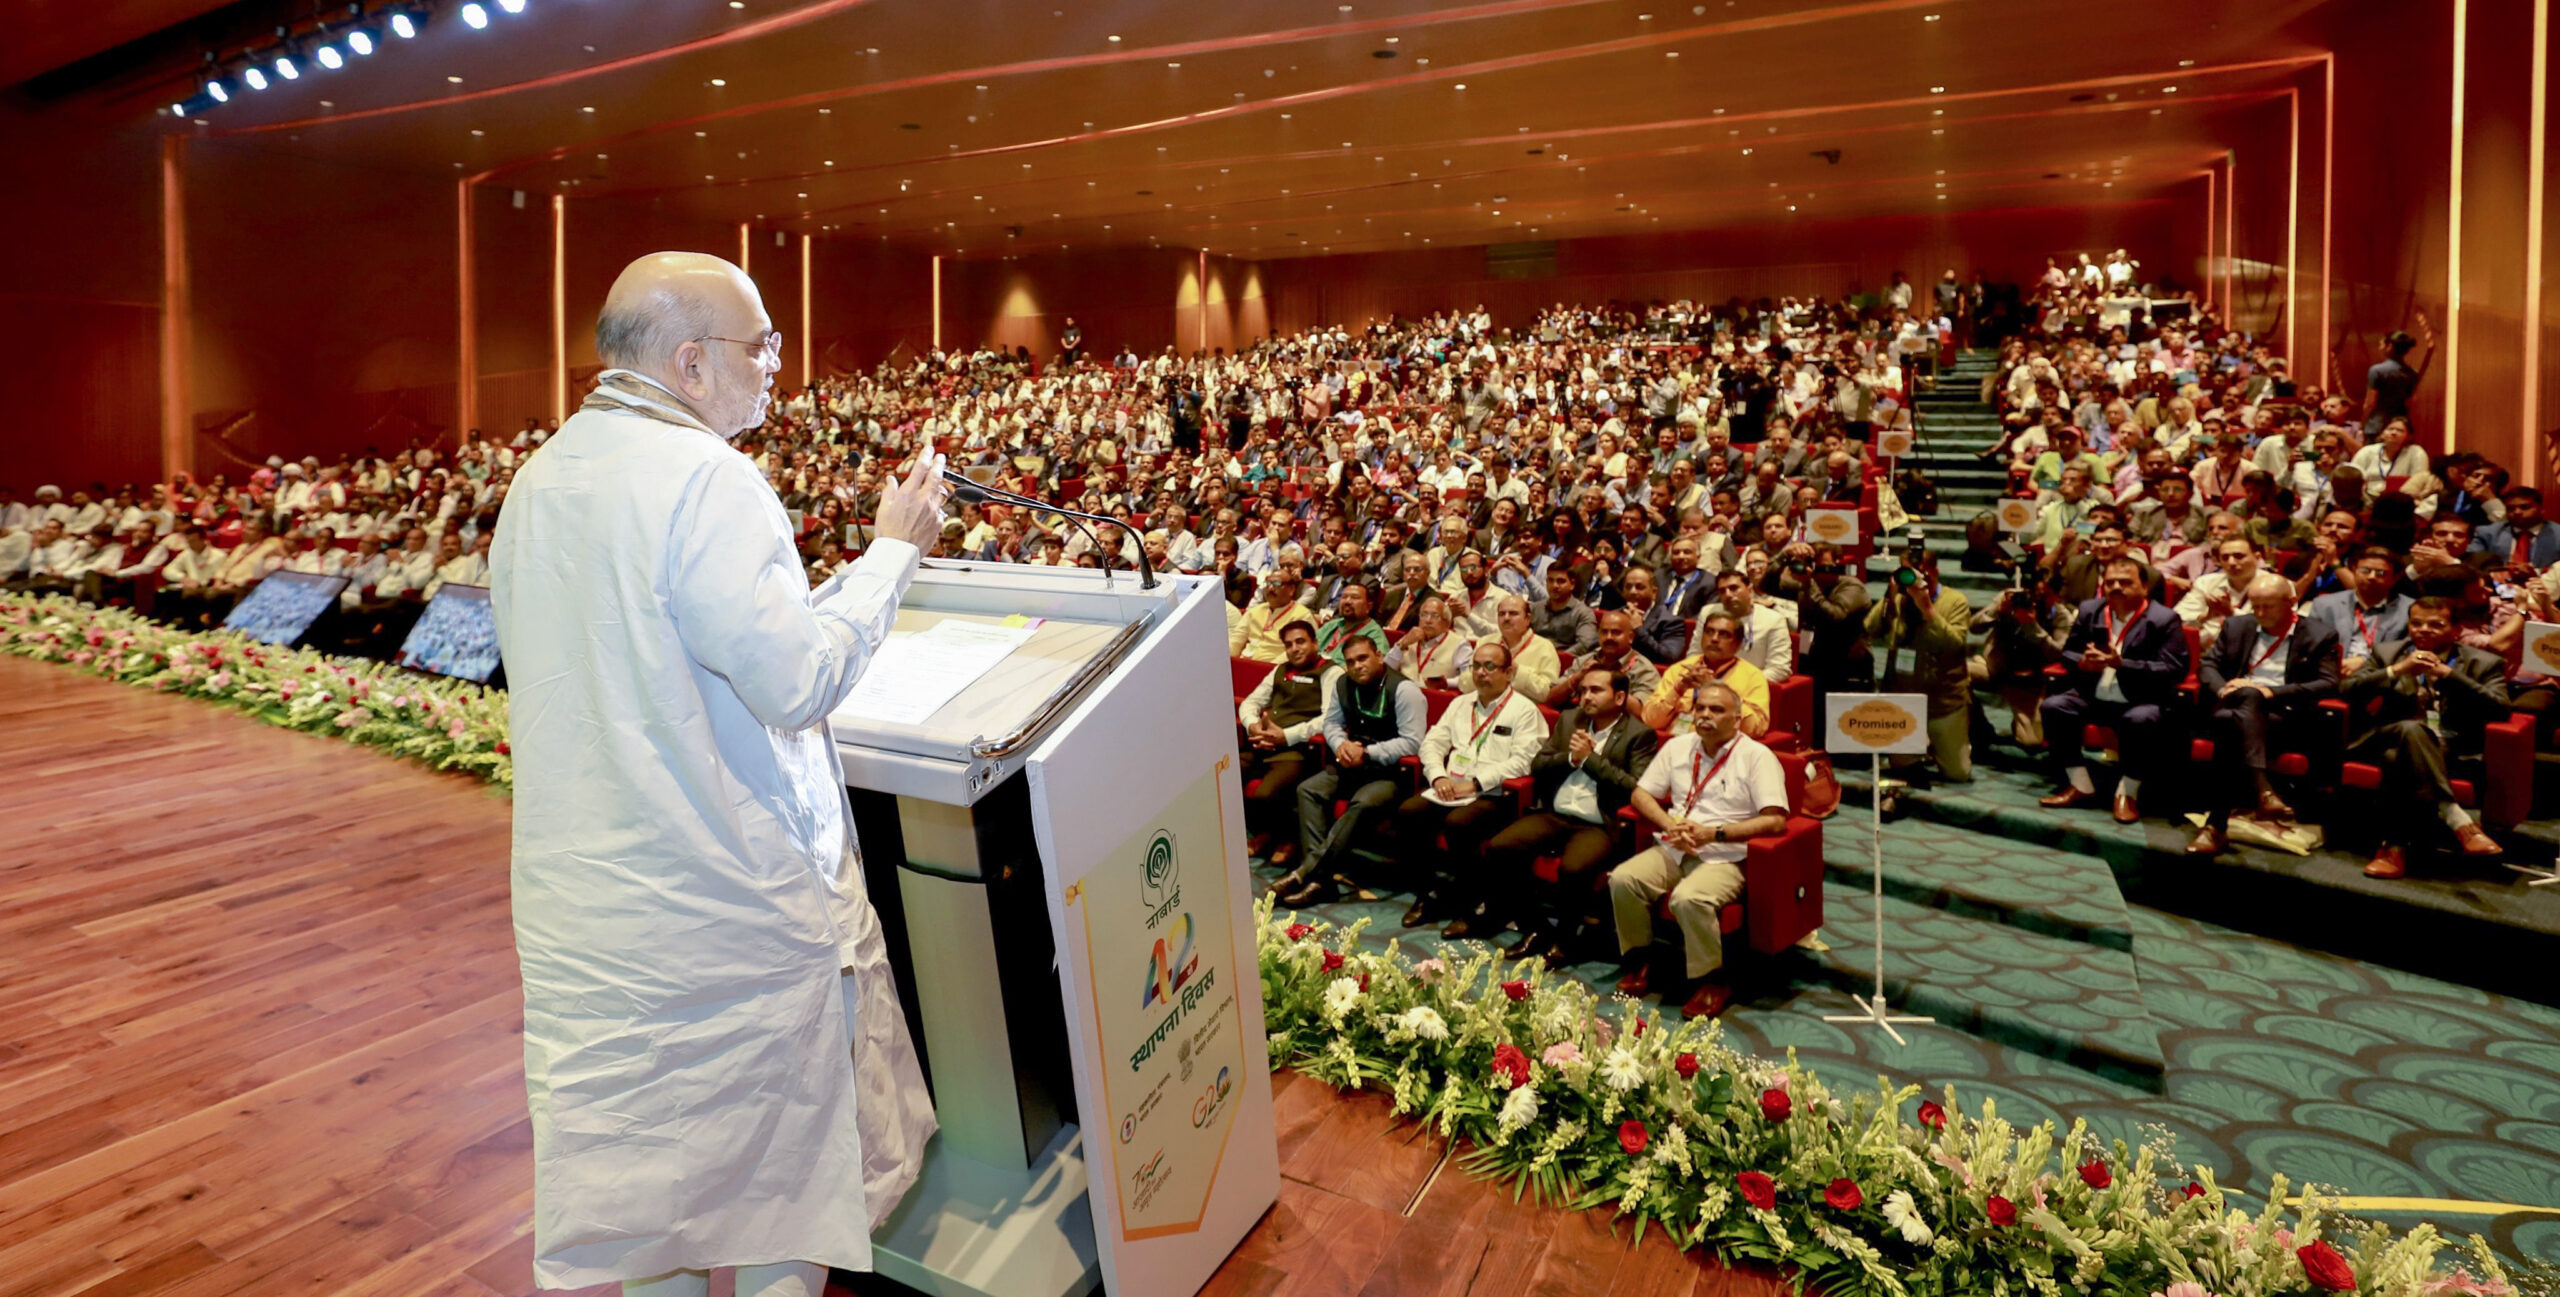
top-left (2304, 589), bottom-right (2411, 662)
top-left (2057, 598), bottom-right (2189, 707)
top-left (2472, 519), bottom-right (2560, 570)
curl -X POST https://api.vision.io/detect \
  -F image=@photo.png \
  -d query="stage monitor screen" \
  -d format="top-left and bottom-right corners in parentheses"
top-left (396, 583), bottom-right (502, 684)
top-left (220, 570), bottom-right (350, 647)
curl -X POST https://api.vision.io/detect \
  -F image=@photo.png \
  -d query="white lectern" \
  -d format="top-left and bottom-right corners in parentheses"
top-left (829, 560), bottom-right (1278, 1297)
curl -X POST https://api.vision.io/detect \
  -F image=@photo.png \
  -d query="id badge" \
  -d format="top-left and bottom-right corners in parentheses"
top-left (1894, 646), bottom-right (1919, 678)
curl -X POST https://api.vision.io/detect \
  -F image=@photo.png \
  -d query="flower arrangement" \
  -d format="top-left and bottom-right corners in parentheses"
top-left (1, 594), bottom-right (513, 790)
top-left (1261, 903), bottom-right (2521, 1297)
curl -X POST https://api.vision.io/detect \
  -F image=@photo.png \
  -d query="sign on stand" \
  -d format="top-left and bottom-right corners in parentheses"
top-left (1819, 693), bottom-right (1934, 1043)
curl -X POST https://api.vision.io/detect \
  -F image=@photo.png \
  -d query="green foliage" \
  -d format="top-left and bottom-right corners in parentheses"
top-left (1258, 902), bottom-right (2527, 1297)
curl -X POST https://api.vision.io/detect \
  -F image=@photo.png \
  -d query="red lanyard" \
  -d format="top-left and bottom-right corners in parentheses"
top-left (1680, 737), bottom-right (1741, 819)
top-left (2101, 605), bottom-right (2137, 653)
top-left (2352, 606), bottom-right (2375, 651)
top-left (1464, 690), bottom-right (1514, 755)
top-left (1413, 633), bottom-right (1445, 670)
top-left (2247, 624), bottom-right (2291, 674)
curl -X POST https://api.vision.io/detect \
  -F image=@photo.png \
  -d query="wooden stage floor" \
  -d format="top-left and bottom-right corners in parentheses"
top-left (0, 655), bottom-right (1775, 1297)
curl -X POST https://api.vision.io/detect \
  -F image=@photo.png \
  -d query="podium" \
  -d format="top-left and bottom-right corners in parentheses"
top-left (828, 560), bottom-right (1279, 1297)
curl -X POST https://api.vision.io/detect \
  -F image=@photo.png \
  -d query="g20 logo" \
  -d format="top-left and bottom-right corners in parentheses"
top-left (1191, 1066), bottom-right (1234, 1128)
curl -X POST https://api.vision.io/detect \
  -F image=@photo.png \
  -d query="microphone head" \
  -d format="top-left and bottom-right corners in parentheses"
top-left (946, 478), bottom-right (990, 506)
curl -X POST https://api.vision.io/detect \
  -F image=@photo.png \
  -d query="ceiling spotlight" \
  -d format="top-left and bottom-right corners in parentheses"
top-left (171, 100), bottom-right (188, 117)
top-left (315, 43), bottom-right (344, 69)
top-left (206, 77), bottom-right (231, 102)
top-left (274, 52), bottom-right (301, 79)
top-left (389, 9), bottom-right (421, 38)
top-left (498, 0), bottom-right (527, 12)
top-left (460, 2), bottom-right (489, 28)
top-left (347, 28), bottom-right (375, 55)
top-left (243, 65), bottom-right (270, 90)
top-left (710, 77), bottom-right (727, 86)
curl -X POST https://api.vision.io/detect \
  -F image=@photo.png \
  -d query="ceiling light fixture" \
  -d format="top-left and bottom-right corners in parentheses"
top-left (460, 3), bottom-right (489, 29)
top-left (346, 28), bottom-right (374, 55)
top-left (206, 77), bottom-right (231, 102)
top-left (389, 8), bottom-right (422, 38)
top-left (710, 78), bottom-right (727, 86)
top-left (315, 43), bottom-right (344, 69)
top-left (274, 52), bottom-right (301, 79)
top-left (1107, 34), bottom-right (1121, 42)
top-left (498, 0), bottom-right (526, 11)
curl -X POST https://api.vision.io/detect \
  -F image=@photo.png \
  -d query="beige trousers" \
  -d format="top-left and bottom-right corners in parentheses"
top-left (1608, 845), bottom-right (1747, 980)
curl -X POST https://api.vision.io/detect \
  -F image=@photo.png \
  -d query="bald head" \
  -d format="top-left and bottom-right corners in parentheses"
top-left (596, 252), bottom-right (777, 437)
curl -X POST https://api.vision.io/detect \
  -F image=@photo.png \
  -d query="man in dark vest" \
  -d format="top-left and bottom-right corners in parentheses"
top-left (1238, 622), bottom-right (1330, 866)
top-left (1276, 635), bottom-right (1429, 907)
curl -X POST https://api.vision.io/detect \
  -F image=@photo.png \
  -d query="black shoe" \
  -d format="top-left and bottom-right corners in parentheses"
top-left (1264, 869), bottom-right (1307, 898)
top-left (1400, 900), bottom-right (1433, 928)
top-left (1278, 878), bottom-right (1334, 908)
top-left (1439, 918), bottom-right (1478, 940)
top-left (1504, 931), bottom-right (1558, 964)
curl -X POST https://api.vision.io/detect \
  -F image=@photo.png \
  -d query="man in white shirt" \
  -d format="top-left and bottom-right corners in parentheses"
top-left (1700, 569), bottom-right (1793, 681)
top-left (1606, 679), bottom-right (1791, 1019)
top-left (423, 530), bottom-right (492, 600)
top-left (1387, 593), bottom-right (1475, 691)
top-left (1392, 640), bottom-right (1550, 935)
top-left (2173, 534), bottom-right (2265, 644)
top-left (153, 529), bottom-right (227, 626)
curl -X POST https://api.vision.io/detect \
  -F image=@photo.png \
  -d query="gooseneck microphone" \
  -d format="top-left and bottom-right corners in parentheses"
top-left (941, 467), bottom-right (1159, 590)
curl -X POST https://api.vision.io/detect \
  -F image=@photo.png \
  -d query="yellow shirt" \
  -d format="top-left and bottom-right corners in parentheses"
top-left (1644, 654), bottom-right (1770, 737)
top-left (1231, 598), bottom-right (1316, 663)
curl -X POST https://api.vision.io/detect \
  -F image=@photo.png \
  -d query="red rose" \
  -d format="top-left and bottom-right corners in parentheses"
top-left (1490, 1043), bottom-right (1532, 1090)
top-left (2297, 1241), bottom-right (2358, 1293)
top-left (1916, 1100), bottom-right (1946, 1130)
top-left (1322, 951), bottom-right (1345, 972)
top-left (1675, 1052), bottom-right (1700, 1080)
top-left (1825, 1178), bottom-right (1863, 1211)
top-left (2183, 1182), bottom-right (2205, 1200)
top-left (1985, 1195), bottom-right (2017, 1226)
top-left (1736, 1171), bottom-right (1777, 1212)
top-left (1618, 1120), bottom-right (1649, 1156)
top-left (1357, 972), bottom-right (1370, 992)
top-left (1501, 979), bottom-right (1529, 1002)
top-left (2077, 1159), bottom-right (2111, 1190)
top-left (1286, 922), bottom-right (1314, 942)
top-left (1632, 1019), bottom-right (1646, 1038)
top-left (1760, 1088), bottom-right (1792, 1122)
top-left (494, 742), bottom-right (510, 755)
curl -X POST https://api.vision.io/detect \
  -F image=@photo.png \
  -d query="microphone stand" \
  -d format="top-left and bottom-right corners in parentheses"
top-left (942, 469), bottom-right (1158, 590)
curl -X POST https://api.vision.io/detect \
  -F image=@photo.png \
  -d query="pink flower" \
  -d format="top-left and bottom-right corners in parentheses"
top-left (2154, 1283), bottom-right (2214, 1297)
top-left (2424, 1268), bottom-right (2516, 1297)
top-left (1541, 1042), bottom-right (1583, 1068)
top-left (279, 682), bottom-right (296, 698)
top-left (1932, 1146), bottom-right (1976, 1189)
top-left (448, 720), bottom-right (468, 739)
top-left (1766, 1071), bottom-right (1790, 1094)
top-left (69, 651), bottom-right (92, 665)
top-left (1414, 958), bottom-right (1447, 981)
top-left (207, 671), bottom-right (231, 690)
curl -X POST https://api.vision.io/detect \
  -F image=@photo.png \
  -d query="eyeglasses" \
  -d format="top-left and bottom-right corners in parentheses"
top-left (693, 330), bottom-right (784, 361)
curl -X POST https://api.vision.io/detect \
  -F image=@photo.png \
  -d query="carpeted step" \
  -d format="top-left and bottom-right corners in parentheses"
top-left (1831, 759), bottom-right (2560, 1012)
top-left (1820, 808), bottom-right (2135, 952)
top-left (1810, 883), bottom-right (2166, 1089)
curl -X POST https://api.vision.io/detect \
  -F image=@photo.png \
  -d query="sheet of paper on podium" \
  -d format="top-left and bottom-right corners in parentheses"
top-left (838, 616), bottom-right (1043, 726)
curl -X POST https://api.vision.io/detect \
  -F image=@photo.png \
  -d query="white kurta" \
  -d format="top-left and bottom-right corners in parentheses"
top-left (491, 401), bottom-right (936, 1288)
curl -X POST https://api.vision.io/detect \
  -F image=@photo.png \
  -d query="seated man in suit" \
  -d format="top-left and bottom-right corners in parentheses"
top-left (1633, 537), bottom-right (1714, 663)
top-left (2306, 546), bottom-right (2412, 677)
top-left (1606, 679), bottom-right (1792, 1020)
top-left (1392, 640), bottom-right (1550, 936)
top-left (2342, 596), bottom-right (2510, 877)
top-left (2473, 485), bottom-right (2560, 570)
top-left (1490, 666), bottom-right (1662, 964)
top-left (2040, 556), bottom-right (2191, 823)
top-left (2185, 575), bottom-right (2342, 855)
top-left (1275, 635), bottom-right (1429, 906)
top-left (1237, 622), bottom-right (1332, 867)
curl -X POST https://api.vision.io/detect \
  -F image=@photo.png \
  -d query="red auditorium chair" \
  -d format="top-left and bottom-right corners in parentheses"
top-left (1765, 674), bottom-right (1814, 752)
top-left (2335, 705), bottom-right (2535, 830)
top-left (1229, 656), bottom-right (1275, 703)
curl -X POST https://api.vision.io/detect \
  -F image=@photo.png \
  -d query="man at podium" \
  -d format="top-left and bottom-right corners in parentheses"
top-left (491, 252), bottom-right (945, 1297)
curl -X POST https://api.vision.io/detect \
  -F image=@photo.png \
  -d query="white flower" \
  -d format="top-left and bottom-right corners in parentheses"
top-left (1397, 1006), bottom-right (1449, 1041)
top-left (1881, 1190), bottom-right (1933, 1246)
top-left (1322, 976), bottom-right (1362, 1022)
top-left (1498, 1084), bottom-right (1541, 1134)
top-left (1600, 1046), bottom-right (1645, 1092)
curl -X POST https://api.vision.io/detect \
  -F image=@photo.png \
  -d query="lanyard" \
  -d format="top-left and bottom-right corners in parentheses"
top-left (1350, 679), bottom-right (1389, 721)
top-left (2352, 605), bottom-right (2376, 652)
top-left (2101, 605), bottom-right (2138, 654)
top-left (1412, 633), bottom-right (1445, 671)
top-left (2247, 625), bottom-right (2291, 674)
top-left (1463, 690), bottom-right (1514, 757)
top-left (1679, 737), bottom-right (1742, 820)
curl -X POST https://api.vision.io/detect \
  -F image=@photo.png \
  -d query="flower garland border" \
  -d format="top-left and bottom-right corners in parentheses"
top-left (1259, 904), bottom-right (2524, 1297)
top-left (1, 594), bottom-right (513, 791)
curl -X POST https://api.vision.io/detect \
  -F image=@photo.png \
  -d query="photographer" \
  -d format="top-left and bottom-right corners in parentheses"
top-left (1864, 537), bottom-right (1974, 785)
top-left (1770, 539), bottom-right (1871, 708)
top-left (1969, 570), bottom-right (2074, 749)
